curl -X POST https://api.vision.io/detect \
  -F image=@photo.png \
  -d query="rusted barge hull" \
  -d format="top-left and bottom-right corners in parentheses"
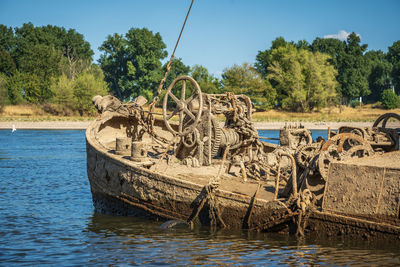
top-left (86, 115), bottom-right (400, 240)
top-left (307, 211), bottom-right (400, 242)
top-left (86, 118), bottom-right (289, 229)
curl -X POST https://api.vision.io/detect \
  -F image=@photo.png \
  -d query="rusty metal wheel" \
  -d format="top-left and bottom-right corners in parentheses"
top-left (318, 133), bottom-right (373, 180)
top-left (373, 113), bottom-right (400, 128)
top-left (162, 76), bottom-right (203, 137)
top-left (373, 113), bottom-right (400, 137)
top-left (181, 130), bottom-right (198, 148)
top-left (295, 143), bottom-right (321, 169)
top-left (343, 144), bottom-right (374, 159)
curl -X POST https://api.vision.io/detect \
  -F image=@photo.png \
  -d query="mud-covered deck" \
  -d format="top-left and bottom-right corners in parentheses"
top-left (92, 114), bottom-right (281, 204)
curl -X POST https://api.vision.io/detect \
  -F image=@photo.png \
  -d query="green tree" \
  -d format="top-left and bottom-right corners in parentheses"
top-left (255, 37), bottom-right (290, 77)
top-left (50, 74), bottom-right (75, 107)
top-left (49, 65), bottom-right (109, 115)
top-left (57, 28), bottom-right (93, 80)
top-left (311, 33), bottom-right (369, 102)
top-left (255, 37), bottom-right (312, 77)
top-left (222, 63), bottom-right (276, 110)
top-left (266, 45), bottom-right (338, 112)
top-left (6, 71), bottom-right (27, 104)
top-left (295, 39), bottom-right (311, 50)
top-left (18, 44), bottom-right (62, 103)
top-left (364, 50), bottom-right (392, 103)
top-left (13, 23), bottom-right (93, 68)
top-left (6, 23), bottom-right (94, 104)
top-left (13, 23), bottom-right (51, 68)
top-left (0, 25), bottom-right (16, 76)
top-left (0, 50), bottom-right (16, 76)
top-left (381, 88), bottom-right (400, 109)
top-left (191, 65), bottom-right (221, 94)
top-left (340, 33), bottom-right (370, 100)
top-left (311, 37), bottom-right (346, 67)
top-left (99, 28), bottom-right (167, 101)
top-left (0, 22), bottom-right (99, 110)
top-left (387, 41), bottom-right (400, 94)
top-left (0, 25), bottom-right (15, 52)
top-left (98, 33), bottom-right (126, 99)
top-left (0, 74), bottom-right (9, 111)
top-left (72, 65), bottom-right (109, 115)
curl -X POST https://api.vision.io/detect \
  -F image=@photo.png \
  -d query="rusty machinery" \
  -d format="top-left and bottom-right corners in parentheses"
top-left (93, 76), bottom-right (400, 204)
top-left (134, 76), bottom-right (400, 190)
top-left (162, 76), bottom-right (257, 166)
top-left (293, 114), bottom-right (400, 203)
top-left (161, 76), bottom-right (308, 185)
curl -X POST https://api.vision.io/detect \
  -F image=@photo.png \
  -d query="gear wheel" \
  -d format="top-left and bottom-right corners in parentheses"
top-left (318, 133), bottom-right (373, 180)
top-left (295, 143), bottom-right (321, 169)
top-left (203, 114), bottom-right (222, 160)
top-left (342, 144), bottom-right (374, 160)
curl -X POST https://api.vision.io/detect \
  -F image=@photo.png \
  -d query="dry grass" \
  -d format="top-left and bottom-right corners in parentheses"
top-left (1, 105), bottom-right (45, 116)
top-left (252, 105), bottom-right (400, 122)
top-left (1, 104), bottom-right (399, 122)
top-left (0, 105), bottom-right (93, 121)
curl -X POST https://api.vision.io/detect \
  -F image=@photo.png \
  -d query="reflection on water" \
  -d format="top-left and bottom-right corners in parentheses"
top-left (86, 213), bottom-right (400, 266)
top-left (0, 129), bottom-right (399, 265)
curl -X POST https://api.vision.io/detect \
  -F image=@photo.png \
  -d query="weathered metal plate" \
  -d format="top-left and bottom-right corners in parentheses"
top-left (322, 151), bottom-right (400, 217)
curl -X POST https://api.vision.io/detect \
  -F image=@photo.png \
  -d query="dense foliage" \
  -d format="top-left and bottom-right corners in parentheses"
top-left (0, 23), bottom-right (106, 115)
top-left (311, 33), bottom-right (370, 101)
top-left (98, 28), bottom-right (167, 101)
top-left (0, 22), bottom-right (399, 115)
top-left (0, 74), bottom-right (9, 112)
top-left (190, 65), bottom-right (221, 94)
top-left (381, 89), bottom-right (400, 109)
top-left (256, 34), bottom-right (400, 110)
top-left (266, 45), bottom-right (338, 112)
top-left (387, 41), bottom-right (400, 95)
top-left (222, 63), bottom-right (276, 110)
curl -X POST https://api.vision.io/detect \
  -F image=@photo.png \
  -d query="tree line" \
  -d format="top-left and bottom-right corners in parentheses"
top-left (0, 23), bottom-right (108, 115)
top-left (1, 23), bottom-right (400, 115)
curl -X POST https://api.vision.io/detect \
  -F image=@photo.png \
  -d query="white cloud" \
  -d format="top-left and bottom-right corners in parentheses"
top-left (323, 30), bottom-right (361, 41)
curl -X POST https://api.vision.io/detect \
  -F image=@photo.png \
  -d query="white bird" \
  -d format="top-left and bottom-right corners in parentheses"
top-left (11, 124), bottom-right (16, 133)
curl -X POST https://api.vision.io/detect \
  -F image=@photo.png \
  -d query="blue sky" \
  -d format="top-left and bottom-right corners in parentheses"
top-left (1, 0), bottom-right (399, 76)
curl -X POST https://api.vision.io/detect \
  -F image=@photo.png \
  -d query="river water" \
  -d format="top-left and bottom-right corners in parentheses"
top-left (0, 129), bottom-right (399, 266)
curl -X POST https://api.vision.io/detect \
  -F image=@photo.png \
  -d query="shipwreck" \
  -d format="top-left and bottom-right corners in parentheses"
top-left (86, 75), bottom-right (400, 241)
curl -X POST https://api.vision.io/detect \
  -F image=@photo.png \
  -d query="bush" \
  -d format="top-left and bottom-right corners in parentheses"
top-left (349, 99), bottom-right (361, 108)
top-left (49, 65), bottom-right (109, 116)
top-left (72, 67), bottom-right (108, 115)
top-left (381, 89), bottom-right (400, 109)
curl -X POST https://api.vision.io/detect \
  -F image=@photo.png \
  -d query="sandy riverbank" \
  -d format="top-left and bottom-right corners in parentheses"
top-left (0, 121), bottom-right (92, 130)
top-left (0, 120), bottom-right (383, 130)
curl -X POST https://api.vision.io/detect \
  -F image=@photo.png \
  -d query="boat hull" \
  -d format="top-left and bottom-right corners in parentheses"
top-left (85, 116), bottom-right (400, 242)
top-left (86, 119), bottom-right (290, 229)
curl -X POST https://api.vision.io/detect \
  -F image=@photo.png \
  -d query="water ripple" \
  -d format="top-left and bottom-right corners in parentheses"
top-left (0, 129), bottom-right (399, 266)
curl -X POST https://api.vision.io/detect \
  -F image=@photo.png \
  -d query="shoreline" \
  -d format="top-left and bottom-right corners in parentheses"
top-left (0, 120), bottom-right (384, 130)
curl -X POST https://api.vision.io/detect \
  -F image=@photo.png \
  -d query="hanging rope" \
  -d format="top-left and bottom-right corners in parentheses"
top-left (148, 0), bottom-right (195, 113)
top-left (294, 189), bottom-right (315, 237)
top-left (187, 146), bottom-right (229, 228)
